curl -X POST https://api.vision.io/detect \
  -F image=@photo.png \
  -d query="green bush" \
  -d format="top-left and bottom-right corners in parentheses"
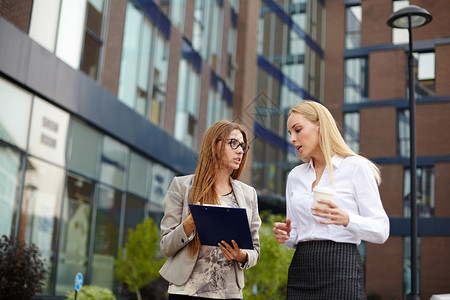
top-left (0, 235), bottom-right (46, 300)
top-left (115, 217), bottom-right (165, 300)
top-left (66, 285), bottom-right (115, 300)
top-left (243, 212), bottom-right (294, 300)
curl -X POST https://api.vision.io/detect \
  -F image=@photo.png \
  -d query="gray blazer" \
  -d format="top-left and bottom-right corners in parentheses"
top-left (159, 174), bottom-right (261, 288)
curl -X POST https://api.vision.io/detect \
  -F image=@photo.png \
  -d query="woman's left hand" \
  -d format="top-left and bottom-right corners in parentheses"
top-left (218, 240), bottom-right (248, 263)
top-left (312, 199), bottom-right (350, 227)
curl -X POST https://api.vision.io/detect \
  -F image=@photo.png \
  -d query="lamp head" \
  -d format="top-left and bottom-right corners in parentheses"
top-left (387, 5), bottom-right (432, 29)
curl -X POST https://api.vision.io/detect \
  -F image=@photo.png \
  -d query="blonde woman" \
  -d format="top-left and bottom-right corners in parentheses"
top-left (273, 101), bottom-right (389, 299)
top-left (159, 120), bottom-right (261, 300)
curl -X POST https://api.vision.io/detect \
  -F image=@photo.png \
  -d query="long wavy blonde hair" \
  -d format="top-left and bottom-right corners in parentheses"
top-left (289, 100), bottom-right (381, 186)
top-left (188, 120), bottom-right (249, 256)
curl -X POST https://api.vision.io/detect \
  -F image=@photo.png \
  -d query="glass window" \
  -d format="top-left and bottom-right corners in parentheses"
top-left (28, 97), bottom-right (70, 167)
top-left (414, 52), bottom-right (435, 98)
top-left (289, 13), bottom-right (306, 55)
top-left (20, 157), bottom-right (65, 294)
top-left (55, 0), bottom-right (87, 70)
top-left (80, 0), bottom-right (106, 80)
top-left (161, 0), bottom-right (185, 31)
top-left (344, 57), bottom-right (368, 103)
top-left (0, 78), bottom-right (33, 149)
top-left (403, 167), bottom-right (435, 218)
top-left (150, 32), bottom-right (169, 126)
top-left (55, 174), bottom-right (94, 295)
top-left (226, 25), bottom-right (237, 89)
top-left (257, 17), bottom-right (264, 55)
top-left (135, 19), bottom-right (152, 116)
top-left (0, 146), bottom-right (23, 238)
top-left (345, 5), bottom-right (362, 49)
top-left (209, 2), bottom-right (223, 72)
top-left (344, 112), bottom-right (360, 154)
top-left (30, 0), bottom-right (104, 77)
top-left (206, 88), bottom-right (232, 129)
top-left (100, 136), bottom-right (128, 190)
top-left (127, 152), bottom-right (151, 199)
top-left (398, 109), bottom-right (410, 157)
top-left (282, 63), bottom-right (304, 89)
top-left (192, 0), bottom-right (223, 71)
top-left (192, 0), bottom-right (205, 53)
top-left (123, 195), bottom-right (146, 244)
top-left (392, 0), bottom-right (410, 44)
top-left (91, 185), bottom-right (122, 290)
top-left (29, 0), bottom-right (62, 52)
top-left (119, 3), bottom-right (168, 126)
top-left (280, 85), bottom-right (303, 113)
top-left (148, 163), bottom-right (174, 227)
top-left (68, 119), bottom-right (100, 179)
top-left (229, 0), bottom-right (240, 13)
top-left (174, 59), bottom-right (200, 149)
top-left (119, 3), bottom-right (146, 110)
top-left (149, 163), bottom-right (174, 207)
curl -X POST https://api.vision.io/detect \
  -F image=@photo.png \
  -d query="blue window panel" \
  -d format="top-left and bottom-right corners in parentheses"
top-left (182, 38), bottom-right (202, 73)
top-left (258, 55), bottom-right (315, 101)
top-left (262, 0), bottom-right (324, 58)
top-left (210, 70), bottom-right (233, 106)
top-left (133, 0), bottom-right (171, 38)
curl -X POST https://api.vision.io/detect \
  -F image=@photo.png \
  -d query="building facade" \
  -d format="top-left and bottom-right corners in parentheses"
top-left (325, 1), bottom-right (450, 299)
top-left (1, 0), bottom-right (449, 299)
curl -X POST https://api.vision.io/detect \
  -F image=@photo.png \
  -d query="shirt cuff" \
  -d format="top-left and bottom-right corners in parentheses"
top-left (344, 213), bottom-right (361, 234)
top-left (186, 229), bottom-right (196, 241)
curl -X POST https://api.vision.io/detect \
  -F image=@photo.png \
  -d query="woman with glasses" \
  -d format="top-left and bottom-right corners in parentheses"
top-left (159, 120), bottom-right (261, 300)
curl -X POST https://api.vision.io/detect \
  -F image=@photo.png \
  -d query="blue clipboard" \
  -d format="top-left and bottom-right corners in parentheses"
top-left (188, 204), bottom-right (254, 250)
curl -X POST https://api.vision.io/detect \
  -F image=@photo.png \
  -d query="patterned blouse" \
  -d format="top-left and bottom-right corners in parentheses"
top-left (168, 191), bottom-right (242, 299)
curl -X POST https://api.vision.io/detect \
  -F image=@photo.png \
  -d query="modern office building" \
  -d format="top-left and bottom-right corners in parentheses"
top-left (1, 0), bottom-right (449, 299)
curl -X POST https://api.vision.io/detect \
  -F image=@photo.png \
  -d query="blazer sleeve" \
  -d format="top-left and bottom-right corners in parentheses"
top-left (239, 185), bottom-right (261, 270)
top-left (159, 177), bottom-right (194, 258)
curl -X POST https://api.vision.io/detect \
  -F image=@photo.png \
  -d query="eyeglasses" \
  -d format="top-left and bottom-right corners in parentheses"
top-left (227, 138), bottom-right (250, 153)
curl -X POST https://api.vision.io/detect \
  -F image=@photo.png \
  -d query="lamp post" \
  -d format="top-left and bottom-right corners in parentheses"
top-left (387, 5), bottom-right (432, 300)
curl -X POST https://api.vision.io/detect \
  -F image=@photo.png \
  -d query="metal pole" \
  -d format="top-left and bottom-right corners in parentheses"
top-left (406, 15), bottom-right (419, 300)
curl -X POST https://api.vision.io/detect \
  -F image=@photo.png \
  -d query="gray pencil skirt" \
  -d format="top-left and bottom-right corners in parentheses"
top-left (286, 240), bottom-right (366, 300)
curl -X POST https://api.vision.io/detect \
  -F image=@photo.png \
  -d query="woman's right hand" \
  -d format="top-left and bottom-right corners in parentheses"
top-left (273, 218), bottom-right (291, 244)
top-left (183, 214), bottom-right (196, 236)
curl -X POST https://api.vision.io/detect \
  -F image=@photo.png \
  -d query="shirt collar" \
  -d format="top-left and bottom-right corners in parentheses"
top-left (308, 155), bottom-right (345, 171)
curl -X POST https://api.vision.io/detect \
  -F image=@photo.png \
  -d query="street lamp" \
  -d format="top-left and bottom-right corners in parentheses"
top-left (387, 5), bottom-right (432, 300)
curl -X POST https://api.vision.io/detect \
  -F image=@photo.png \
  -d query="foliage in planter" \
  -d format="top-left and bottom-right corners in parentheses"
top-left (0, 235), bottom-right (46, 300)
top-left (66, 285), bottom-right (116, 300)
top-left (243, 212), bottom-right (295, 300)
top-left (115, 217), bottom-right (165, 300)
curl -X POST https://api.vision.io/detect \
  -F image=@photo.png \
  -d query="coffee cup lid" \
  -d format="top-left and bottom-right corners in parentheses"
top-left (313, 186), bottom-right (335, 194)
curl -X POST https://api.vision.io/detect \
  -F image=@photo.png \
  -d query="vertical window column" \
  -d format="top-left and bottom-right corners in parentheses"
top-left (174, 59), bottom-right (200, 149)
top-left (345, 4), bottom-right (362, 49)
top-left (344, 57), bottom-right (368, 103)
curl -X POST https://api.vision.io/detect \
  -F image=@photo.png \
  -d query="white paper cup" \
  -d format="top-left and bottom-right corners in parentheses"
top-left (313, 186), bottom-right (335, 209)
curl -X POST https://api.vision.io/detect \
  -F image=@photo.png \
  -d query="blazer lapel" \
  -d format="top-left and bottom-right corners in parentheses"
top-left (230, 178), bottom-right (251, 221)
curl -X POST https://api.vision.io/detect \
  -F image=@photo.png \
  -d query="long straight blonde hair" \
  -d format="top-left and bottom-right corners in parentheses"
top-left (188, 120), bottom-right (249, 256)
top-left (289, 100), bottom-right (381, 186)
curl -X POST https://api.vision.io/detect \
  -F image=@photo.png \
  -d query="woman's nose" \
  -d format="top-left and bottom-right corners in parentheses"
top-left (289, 134), bottom-right (295, 144)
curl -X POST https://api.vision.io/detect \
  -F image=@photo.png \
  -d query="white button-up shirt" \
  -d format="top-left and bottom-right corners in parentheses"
top-left (285, 156), bottom-right (389, 249)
